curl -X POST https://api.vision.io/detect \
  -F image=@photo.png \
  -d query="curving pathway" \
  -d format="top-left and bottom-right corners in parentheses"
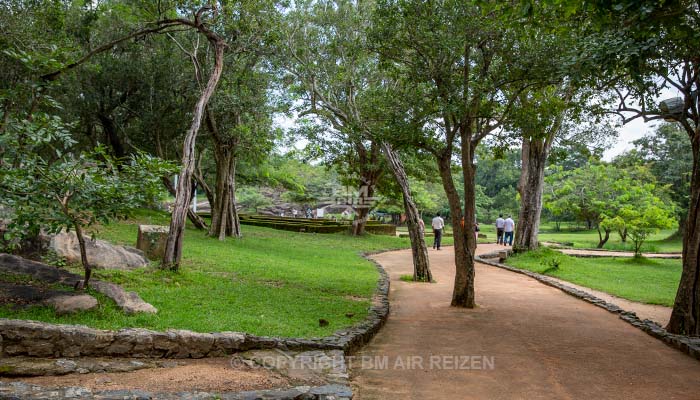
top-left (351, 244), bottom-right (700, 400)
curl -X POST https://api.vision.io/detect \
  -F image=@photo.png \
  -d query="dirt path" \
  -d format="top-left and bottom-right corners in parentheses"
top-left (351, 244), bottom-right (700, 400)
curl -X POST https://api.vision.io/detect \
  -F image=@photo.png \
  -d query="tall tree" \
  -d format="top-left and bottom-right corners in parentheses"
top-left (373, 0), bottom-right (538, 307)
top-left (571, 0), bottom-right (700, 336)
top-left (510, 86), bottom-right (576, 251)
top-left (281, 0), bottom-right (385, 236)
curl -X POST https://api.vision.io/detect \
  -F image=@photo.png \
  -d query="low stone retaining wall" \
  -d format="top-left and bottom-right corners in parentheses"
top-left (0, 381), bottom-right (353, 400)
top-left (476, 256), bottom-right (700, 361)
top-left (0, 254), bottom-right (390, 360)
top-left (0, 253), bottom-right (391, 399)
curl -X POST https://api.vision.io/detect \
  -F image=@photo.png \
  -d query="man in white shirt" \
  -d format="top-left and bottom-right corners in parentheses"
top-left (431, 213), bottom-right (445, 250)
top-left (495, 214), bottom-right (505, 245)
top-left (503, 215), bottom-right (515, 246)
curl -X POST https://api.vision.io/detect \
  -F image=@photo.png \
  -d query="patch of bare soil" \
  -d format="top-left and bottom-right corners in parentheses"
top-left (8, 358), bottom-right (291, 393)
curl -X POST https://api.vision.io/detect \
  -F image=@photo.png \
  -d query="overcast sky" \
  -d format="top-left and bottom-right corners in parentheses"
top-left (603, 118), bottom-right (658, 160)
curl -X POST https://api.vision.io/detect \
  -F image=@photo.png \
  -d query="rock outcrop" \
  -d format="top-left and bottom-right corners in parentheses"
top-left (50, 232), bottom-right (147, 270)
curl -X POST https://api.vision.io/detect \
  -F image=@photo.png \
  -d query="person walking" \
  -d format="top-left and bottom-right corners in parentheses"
top-left (431, 213), bottom-right (445, 250)
top-left (495, 214), bottom-right (505, 245)
top-left (504, 215), bottom-right (515, 246)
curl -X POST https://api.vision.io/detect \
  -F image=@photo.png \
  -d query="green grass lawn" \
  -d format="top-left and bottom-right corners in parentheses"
top-left (537, 222), bottom-right (681, 253)
top-left (0, 209), bottom-right (416, 338)
top-left (505, 247), bottom-right (681, 306)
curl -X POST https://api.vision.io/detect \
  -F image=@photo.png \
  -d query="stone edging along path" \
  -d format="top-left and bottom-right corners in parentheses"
top-left (0, 253), bottom-right (390, 359)
top-left (0, 381), bottom-right (353, 400)
top-left (475, 256), bottom-right (700, 361)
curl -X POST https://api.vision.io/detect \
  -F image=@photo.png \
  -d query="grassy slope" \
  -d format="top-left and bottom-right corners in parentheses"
top-left (537, 222), bottom-right (681, 253)
top-left (0, 210), bottom-right (422, 337)
top-left (505, 248), bottom-right (681, 306)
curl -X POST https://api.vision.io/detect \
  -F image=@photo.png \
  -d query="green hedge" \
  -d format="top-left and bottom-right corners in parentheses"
top-left (206, 213), bottom-right (396, 235)
top-left (365, 224), bottom-right (396, 236)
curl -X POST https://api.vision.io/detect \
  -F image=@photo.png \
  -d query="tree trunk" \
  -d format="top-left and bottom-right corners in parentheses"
top-left (209, 147), bottom-right (242, 239)
top-left (97, 113), bottom-right (126, 160)
top-left (667, 133), bottom-right (700, 336)
top-left (73, 222), bottom-right (92, 289)
top-left (596, 227), bottom-right (610, 248)
top-left (436, 151), bottom-right (474, 308)
top-left (619, 227), bottom-right (628, 243)
top-left (382, 143), bottom-right (432, 282)
top-left (514, 137), bottom-right (549, 252)
top-left (162, 177), bottom-right (207, 230)
top-left (162, 40), bottom-right (225, 271)
top-left (352, 197), bottom-right (371, 236)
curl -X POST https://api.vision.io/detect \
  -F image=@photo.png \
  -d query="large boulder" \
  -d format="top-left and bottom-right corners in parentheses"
top-left (135, 225), bottom-right (169, 260)
top-left (50, 232), bottom-right (147, 270)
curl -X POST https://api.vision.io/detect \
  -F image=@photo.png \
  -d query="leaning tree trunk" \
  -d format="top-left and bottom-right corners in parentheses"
top-left (667, 133), bottom-right (700, 336)
top-left (382, 143), bottom-right (432, 282)
top-left (209, 147), bottom-right (242, 240)
top-left (161, 177), bottom-right (207, 230)
top-left (162, 40), bottom-right (225, 271)
top-left (514, 138), bottom-right (549, 251)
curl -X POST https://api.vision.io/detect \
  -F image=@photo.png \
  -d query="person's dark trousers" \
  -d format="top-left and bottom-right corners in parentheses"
top-left (497, 229), bottom-right (504, 244)
top-left (504, 231), bottom-right (513, 246)
top-left (433, 229), bottom-right (443, 249)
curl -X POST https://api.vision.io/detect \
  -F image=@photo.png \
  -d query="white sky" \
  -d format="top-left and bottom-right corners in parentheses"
top-left (602, 85), bottom-right (680, 160)
top-left (603, 118), bottom-right (658, 160)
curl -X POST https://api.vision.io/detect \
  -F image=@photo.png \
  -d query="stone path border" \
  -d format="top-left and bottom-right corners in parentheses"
top-left (475, 256), bottom-right (700, 361)
top-left (0, 381), bottom-right (352, 399)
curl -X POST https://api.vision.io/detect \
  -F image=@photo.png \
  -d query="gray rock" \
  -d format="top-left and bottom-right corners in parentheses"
top-left (45, 294), bottom-right (98, 315)
top-left (90, 281), bottom-right (157, 315)
top-left (50, 232), bottom-right (148, 270)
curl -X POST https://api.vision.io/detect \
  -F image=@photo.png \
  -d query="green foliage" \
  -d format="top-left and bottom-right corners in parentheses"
top-left (0, 107), bottom-right (175, 271)
top-left (236, 187), bottom-right (273, 213)
top-left (544, 162), bottom-right (675, 249)
top-left (624, 123), bottom-right (693, 228)
top-left (538, 223), bottom-right (681, 253)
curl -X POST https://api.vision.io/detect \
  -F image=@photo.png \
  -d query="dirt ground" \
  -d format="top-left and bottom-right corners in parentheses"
top-left (351, 244), bottom-right (700, 400)
top-left (6, 358), bottom-right (290, 393)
